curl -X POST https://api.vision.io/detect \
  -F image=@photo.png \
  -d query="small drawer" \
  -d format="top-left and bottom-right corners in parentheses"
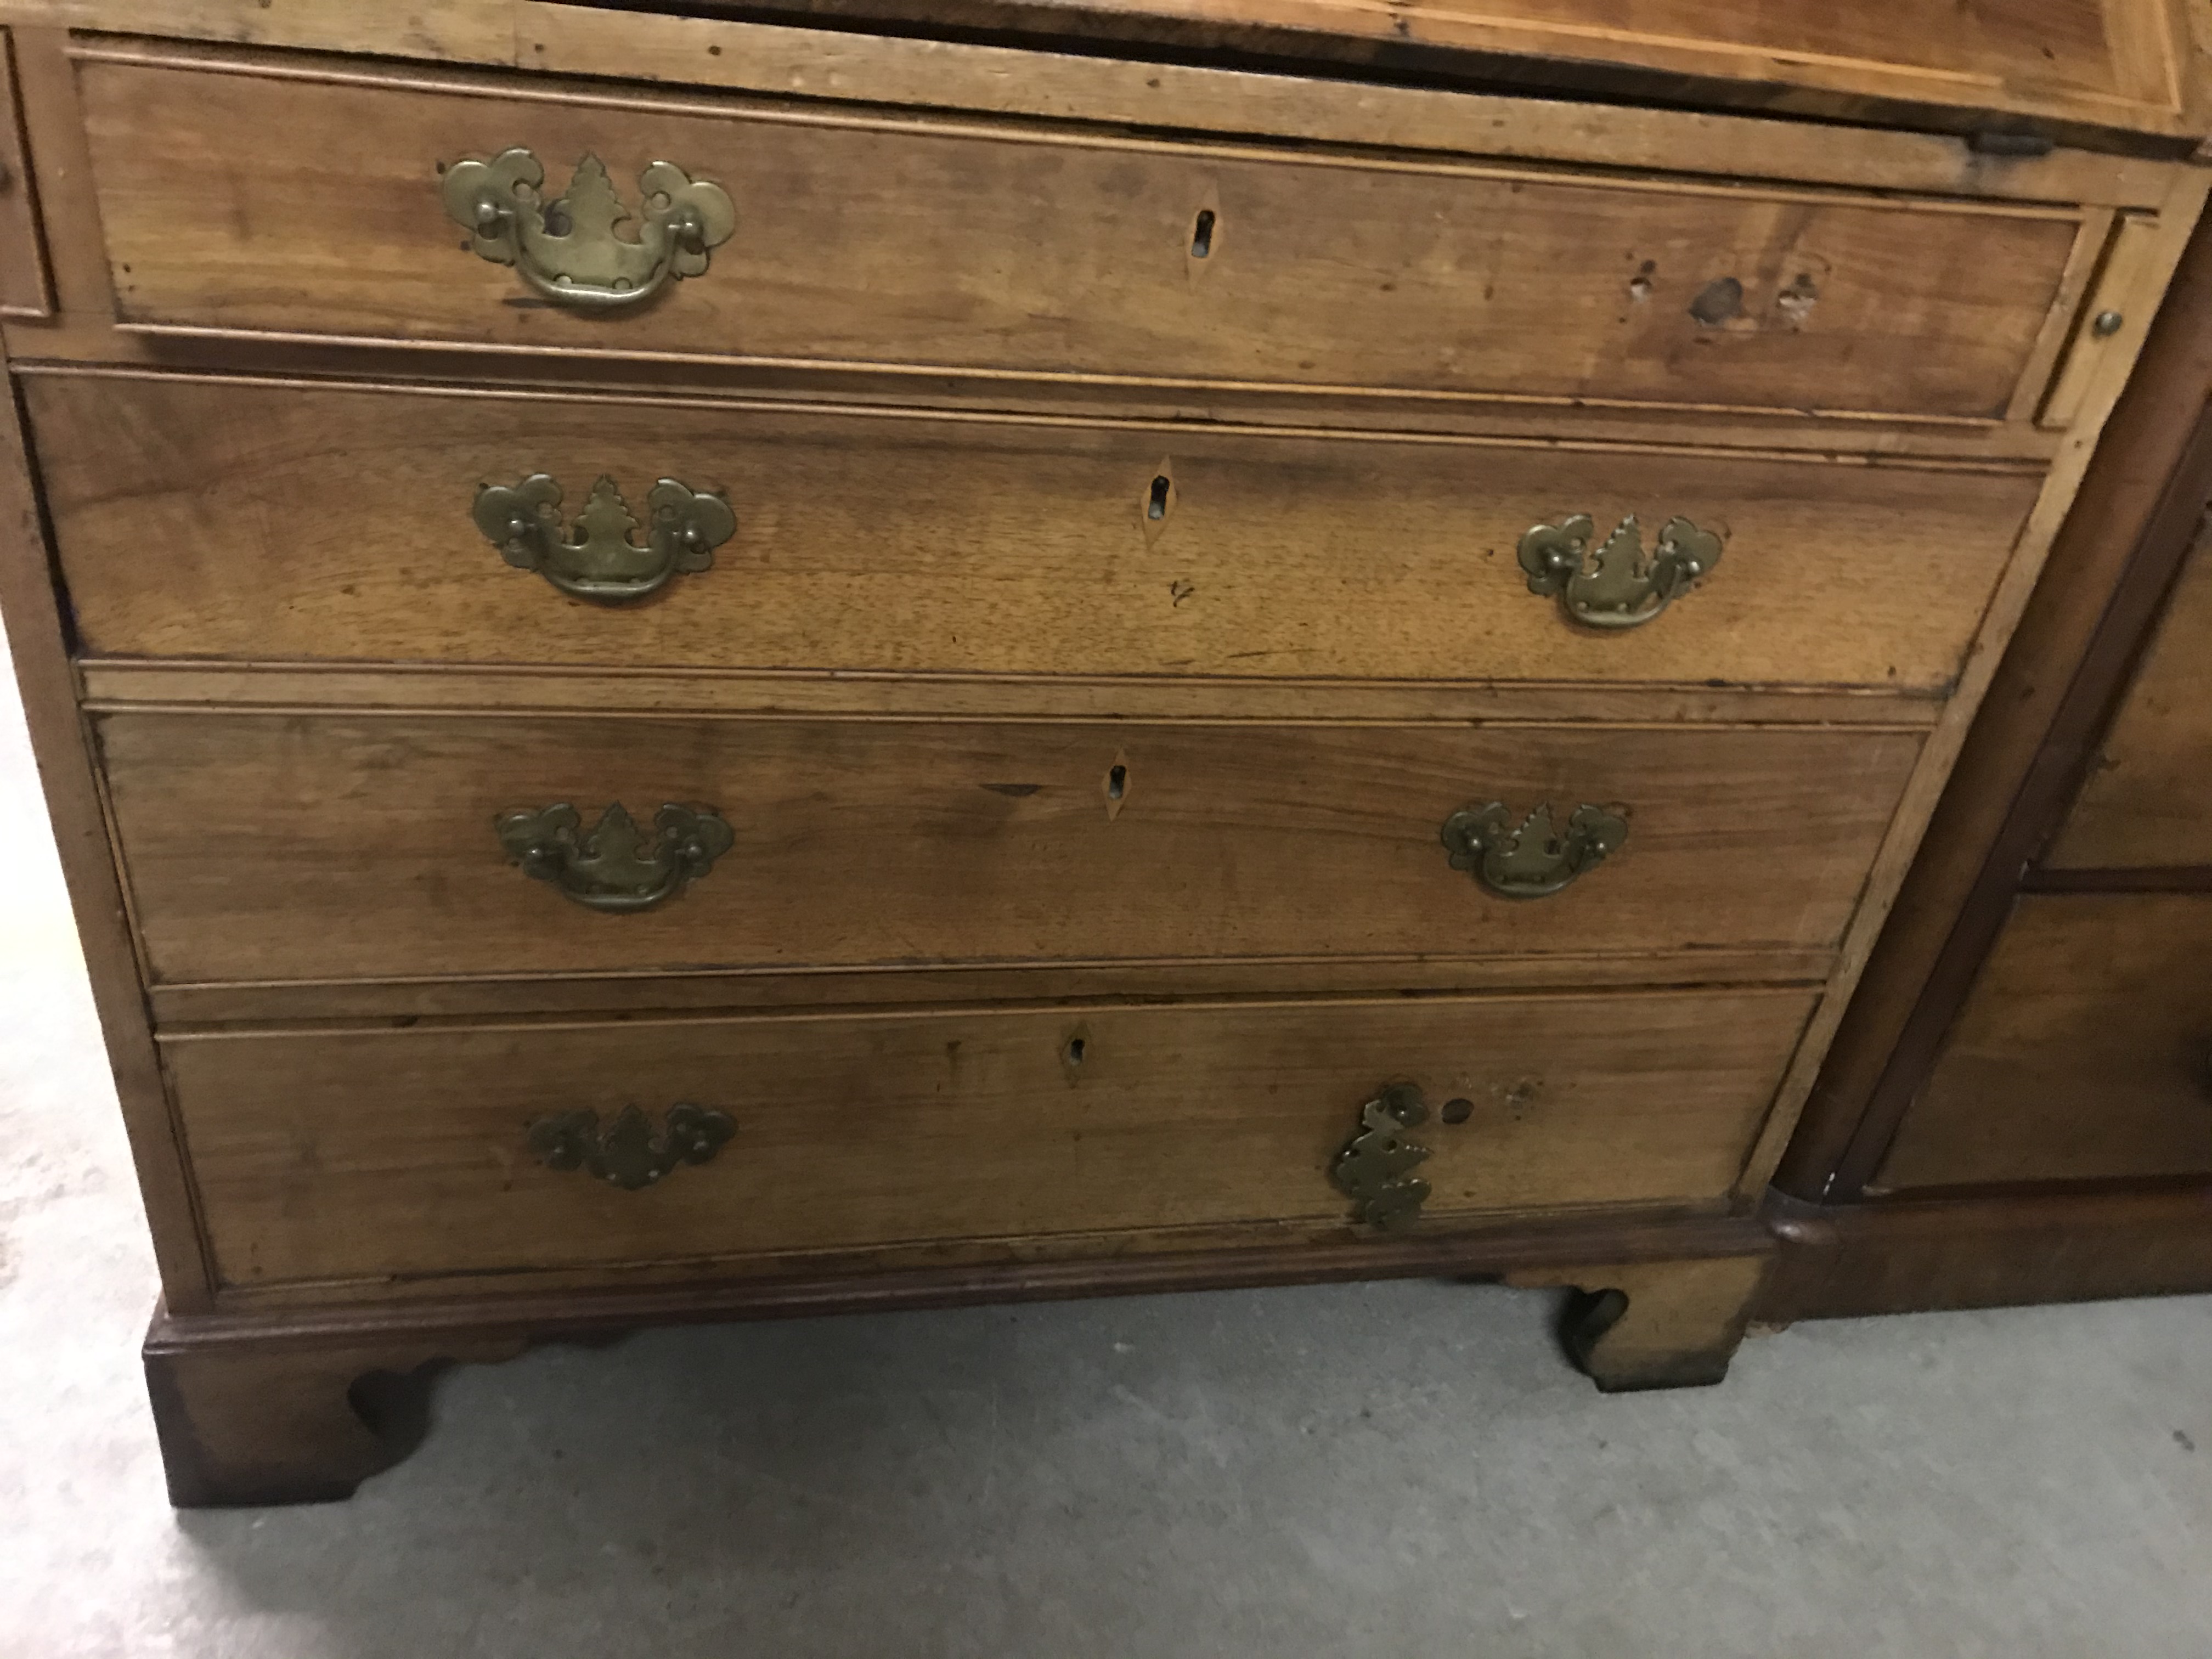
top-left (75, 46), bottom-right (2086, 420)
top-left (168, 986), bottom-right (1816, 1289)
top-left (95, 712), bottom-right (1922, 986)
top-left (1876, 894), bottom-right (2212, 1191)
top-left (33, 372), bottom-right (2041, 692)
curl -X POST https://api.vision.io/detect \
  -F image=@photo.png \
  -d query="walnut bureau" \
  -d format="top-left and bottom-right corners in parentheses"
top-left (0, 1), bottom-right (2203, 1505)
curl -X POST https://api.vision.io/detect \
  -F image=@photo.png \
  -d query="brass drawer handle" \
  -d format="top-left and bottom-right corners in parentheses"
top-left (528, 1103), bottom-right (735, 1190)
top-left (1330, 1082), bottom-right (1432, 1231)
top-left (1519, 514), bottom-right (1723, 630)
top-left (441, 148), bottom-right (735, 309)
top-left (474, 473), bottom-right (735, 604)
top-left (496, 802), bottom-right (733, 912)
top-left (1441, 800), bottom-right (1627, 899)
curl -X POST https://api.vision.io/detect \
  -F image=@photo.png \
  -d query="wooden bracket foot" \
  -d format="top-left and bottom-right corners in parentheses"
top-left (143, 1309), bottom-right (524, 1507)
top-left (1509, 1253), bottom-right (1769, 1391)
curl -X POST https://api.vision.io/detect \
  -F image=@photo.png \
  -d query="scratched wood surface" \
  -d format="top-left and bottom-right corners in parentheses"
top-left (30, 371), bottom-right (2044, 691)
top-left (94, 712), bottom-right (1922, 985)
top-left (165, 985), bottom-right (1816, 1287)
top-left (71, 47), bottom-right (2085, 420)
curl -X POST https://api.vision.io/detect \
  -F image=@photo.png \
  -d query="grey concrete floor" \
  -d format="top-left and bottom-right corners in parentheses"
top-left (3, 636), bottom-right (2209, 1659)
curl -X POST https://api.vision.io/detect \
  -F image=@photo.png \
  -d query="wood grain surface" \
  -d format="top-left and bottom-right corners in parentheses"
top-left (2045, 512), bottom-right (2212, 868)
top-left (30, 371), bottom-right (2044, 691)
top-left (164, 986), bottom-right (1816, 1287)
top-left (1873, 894), bottom-right (2212, 1191)
top-left (72, 49), bottom-right (2084, 419)
top-left (4, 0), bottom-right (2202, 142)
top-left (95, 711), bottom-right (1922, 985)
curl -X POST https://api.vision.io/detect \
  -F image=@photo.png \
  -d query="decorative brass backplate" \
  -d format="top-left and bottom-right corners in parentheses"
top-left (496, 802), bottom-right (734, 911)
top-left (527, 1103), bottom-right (736, 1190)
top-left (1330, 1084), bottom-right (1432, 1231)
top-left (1440, 801), bottom-right (1627, 899)
top-left (473, 473), bottom-right (735, 603)
top-left (1518, 514), bottom-right (1723, 630)
top-left (440, 148), bottom-right (735, 309)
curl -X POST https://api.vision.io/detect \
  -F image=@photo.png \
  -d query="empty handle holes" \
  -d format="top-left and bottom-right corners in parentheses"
top-left (1190, 208), bottom-right (1216, 259)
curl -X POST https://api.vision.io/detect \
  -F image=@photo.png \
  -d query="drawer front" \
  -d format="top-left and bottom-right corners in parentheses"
top-left (2046, 521), bottom-right (2212, 869)
top-left (78, 52), bottom-right (2082, 420)
top-left (98, 713), bottom-right (1921, 985)
top-left (35, 373), bottom-right (2040, 692)
top-left (169, 987), bottom-right (1816, 1288)
top-left (1877, 895), bottom-right (2212, 1190)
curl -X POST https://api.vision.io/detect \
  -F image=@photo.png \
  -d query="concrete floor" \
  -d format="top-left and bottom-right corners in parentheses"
top-left (3, 640), bottom-right (2209, 1658)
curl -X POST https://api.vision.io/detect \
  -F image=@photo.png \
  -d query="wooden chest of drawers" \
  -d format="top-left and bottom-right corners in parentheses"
top-left (0, 0), bottom-right (2204, 1504)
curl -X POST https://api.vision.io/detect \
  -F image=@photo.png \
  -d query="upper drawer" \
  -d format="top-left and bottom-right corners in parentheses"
top-left (32, 371), bottom-right (2040, 692)
top-left (95, 712), bottom-right (1921, 986)
top-left (72, 49), bottom-right (2091, 421)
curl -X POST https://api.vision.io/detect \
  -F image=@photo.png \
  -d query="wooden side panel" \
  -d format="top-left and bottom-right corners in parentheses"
top-left (72, 52), bottom-right (2084, 420)
top-left (95, 712), bottom-right (1921, 985)
top-left (1874, 894), bottom-right (2212, 1191)
top-left (166, 986), bottom-right (1818, 1287)
top-left (2046, 514), bottom-right (2212, 869)
top-left (28, 372), bottom-right (2044, 691)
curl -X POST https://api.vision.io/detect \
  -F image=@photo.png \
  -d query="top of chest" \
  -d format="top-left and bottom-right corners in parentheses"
top-left (9, 0), bottom-right (2206, 145)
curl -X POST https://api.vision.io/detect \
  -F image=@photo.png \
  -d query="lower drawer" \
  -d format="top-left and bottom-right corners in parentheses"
top-left (1876, 894), bottom-right (2212, 1190)
top-left (170, 988), bottom-right (1815, 1290)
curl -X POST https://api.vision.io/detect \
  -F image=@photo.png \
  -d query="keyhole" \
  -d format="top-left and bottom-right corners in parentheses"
top-left (1104, 753), bottom-right (1132, 820)
top-left (1065, 1036), bottom-right (1086, 1065)
top-left (1148, 476), bottom-right (1171, 520)
top-left (1190, 208), bottom-right (1216, 258)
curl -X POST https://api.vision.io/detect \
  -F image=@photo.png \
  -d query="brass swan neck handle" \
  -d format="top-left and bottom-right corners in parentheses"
top-left (474, 473), bottom-right (735, 605)
top-left (527, 1104), bottom-right (736, 1190)
top-left (441, 148), bottom-right (735, 310)
top-left (1440, 800), bottom-right (1627, 899)
top-left (1519, 514), bottom-right (1723, 630)
top-left (496, 802), bottom-right (734, 912)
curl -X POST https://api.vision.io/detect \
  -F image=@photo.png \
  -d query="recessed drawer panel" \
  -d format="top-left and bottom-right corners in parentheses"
top-left (75, 49), bottom-right (2084, 420)
top-left (96, 713), bottom-right (1921, 985)
top-left (33, 373), bottom-right (2040, 691)
top-left (168, 987), bottom-right (1816, 1289)
top-left (2046, 519), bottom-right (2212, 869)
top-left (1877, 895), bottom-right (2212, 1190)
